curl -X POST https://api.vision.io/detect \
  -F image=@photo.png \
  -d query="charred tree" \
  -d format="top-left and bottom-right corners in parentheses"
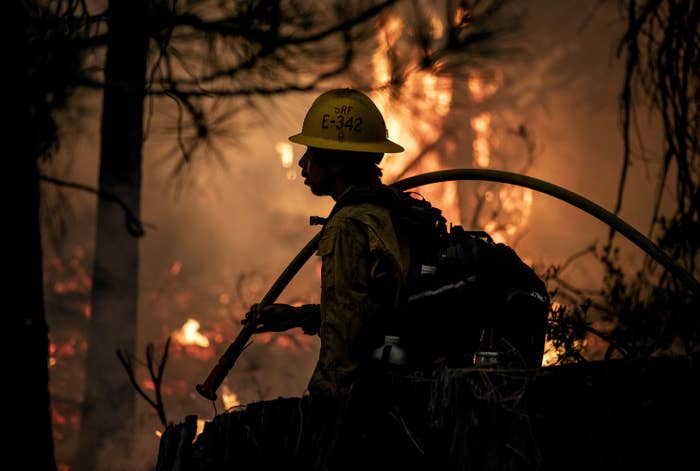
top-left (75, 1), bottom-right (149, 469)
top-left (15, 2), bottom-right (87, 469)
top-left (16, 2), bottom-right (55, 462)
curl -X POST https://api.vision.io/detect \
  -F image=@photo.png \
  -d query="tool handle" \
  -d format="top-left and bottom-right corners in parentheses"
top-left (195, 231), bottom-right (323, 400)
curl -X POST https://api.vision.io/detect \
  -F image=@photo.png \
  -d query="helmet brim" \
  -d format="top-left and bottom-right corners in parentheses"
top-left (289, 133), bottom-right (404, 154)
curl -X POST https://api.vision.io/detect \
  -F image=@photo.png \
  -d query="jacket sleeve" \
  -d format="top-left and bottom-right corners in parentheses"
top-left (309, 218), bottom-right (388, 394)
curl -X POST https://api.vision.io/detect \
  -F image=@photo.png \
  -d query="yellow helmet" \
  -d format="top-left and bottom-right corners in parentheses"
top-left (289, 88), bottom-right (404, 153)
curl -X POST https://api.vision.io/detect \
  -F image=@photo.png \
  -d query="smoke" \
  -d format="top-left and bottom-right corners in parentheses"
top-left (501, 0), bottom-right (663, 282)
top-left (41, 1), bottom-right (665, 469)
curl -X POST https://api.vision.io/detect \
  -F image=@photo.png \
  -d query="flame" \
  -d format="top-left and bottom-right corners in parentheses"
top-left (276, 142), bottom-right (294, 168)
top-left (468, 75), bottom-right (500, 103)
top-left (276, 142), bottom-right (297, 180)
top-left (467, 78), bottom-right (533, 242)
top-left (373, 16), bottom-right (404, 85)
top-left (372, 14), bottom-right (452, 136)
top-left (48, 332), bottom-right (88, 368)
top-left (370, 14), bottom-right (461, 226)
top-left (222, 385), bottom-right (241, 410)
top-left (170, 261), bottom-right (182, 276)
top-left (471, 112), bottom-right (491, 167)
top-left (173, 318), bottom-right (210, 348)
top-left (138, 379), bottom-right (175, 396)
top-left (196, 418), bottom-right (206, 441)
top-left (541, 339), bottom-right (560, 366)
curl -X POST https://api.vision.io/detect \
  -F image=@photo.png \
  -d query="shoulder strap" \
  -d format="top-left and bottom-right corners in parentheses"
top-left (311, 185), bottom-right (403, 231)
top-left (310, 184), bottom-right (448, 246)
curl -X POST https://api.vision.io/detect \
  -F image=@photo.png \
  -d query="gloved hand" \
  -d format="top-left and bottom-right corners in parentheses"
top-left (243, 303), bottom-right (320, 335)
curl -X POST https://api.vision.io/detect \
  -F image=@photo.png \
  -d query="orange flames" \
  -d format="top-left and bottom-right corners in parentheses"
top-left (221, 384), bottom-right (241, 410)
top-left (275, 13), bottom-right (534, 244)
top-left (173, 318), bottom-right (210, 348)
top-left (372, 15), bottom-right (532, 239)
top-left (276, 142), bottom-right (297, 181)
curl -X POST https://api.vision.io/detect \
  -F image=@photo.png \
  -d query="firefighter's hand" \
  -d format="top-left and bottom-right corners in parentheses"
top-left (243, 304), bottom-right (320, 335)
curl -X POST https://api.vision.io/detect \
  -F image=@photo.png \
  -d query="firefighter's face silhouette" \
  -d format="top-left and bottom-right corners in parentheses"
top-left (299, 147), bottom-right (336, 196)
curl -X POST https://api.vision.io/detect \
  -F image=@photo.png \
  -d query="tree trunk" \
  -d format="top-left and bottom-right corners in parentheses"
top-left (76, 1), bottom-right (149, 469)
top-left (14, 2), bottom-right (57, 469)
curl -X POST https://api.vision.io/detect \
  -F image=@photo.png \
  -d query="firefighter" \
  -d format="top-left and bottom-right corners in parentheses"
top-left (245, 88), bottom-right (409, 396)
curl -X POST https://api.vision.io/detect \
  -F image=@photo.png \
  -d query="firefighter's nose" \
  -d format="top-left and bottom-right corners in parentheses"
top-left (299, 150), bottom-right (310, 169)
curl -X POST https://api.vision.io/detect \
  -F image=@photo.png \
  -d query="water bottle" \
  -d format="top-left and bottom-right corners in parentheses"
top-left (371, 335), bottom-right (407, 366)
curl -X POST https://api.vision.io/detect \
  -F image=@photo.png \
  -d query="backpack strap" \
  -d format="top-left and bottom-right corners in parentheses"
top-left (310, 185), bottom-right (406, 233)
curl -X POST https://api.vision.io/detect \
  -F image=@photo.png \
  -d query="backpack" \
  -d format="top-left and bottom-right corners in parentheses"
top-left (325, 185), bottom-right (550, 369)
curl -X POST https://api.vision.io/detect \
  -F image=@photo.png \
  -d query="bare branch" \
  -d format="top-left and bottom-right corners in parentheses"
top-left (39, 173), bottom-right (152, 237)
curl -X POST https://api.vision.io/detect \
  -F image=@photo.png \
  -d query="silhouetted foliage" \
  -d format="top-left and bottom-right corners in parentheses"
top-left (545, 0), bottom-right (700, 364)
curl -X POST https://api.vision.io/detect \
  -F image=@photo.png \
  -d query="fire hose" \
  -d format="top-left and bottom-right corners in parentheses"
top-left (196, 168), bottom-right (700, 400)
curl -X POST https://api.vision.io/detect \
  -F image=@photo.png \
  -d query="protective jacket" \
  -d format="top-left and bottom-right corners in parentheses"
top-left (308, 185), bottom-right (411, 395)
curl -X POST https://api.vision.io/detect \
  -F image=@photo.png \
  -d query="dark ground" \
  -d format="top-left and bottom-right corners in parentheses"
top-left (157, 354), bottom-right (699, 471)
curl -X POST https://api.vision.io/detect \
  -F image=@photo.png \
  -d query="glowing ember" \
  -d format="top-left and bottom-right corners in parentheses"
top-left (275, 335), bottom-right (293, 348)
top-left (170, 261), bottom-right (182, 276)
top-left (49, 333), bottom-right (88, 368)
top-left (256, 332), bottom-right (274, 344)
top-left (173, 319), bottom-right (210, 348)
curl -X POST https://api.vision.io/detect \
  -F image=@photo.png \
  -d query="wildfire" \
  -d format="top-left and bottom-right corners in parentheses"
top-left (221, 384), bottom-right (241, 410)
top-left (173, 318), bottom-right (210, 348)
top-left (273, 14), bottom-right (534, 244)
top-left (196, 418), bottom-right (206, 441)
top-left (372, 18), bottom-right (453, 177)
top-left (49, 332), bottom-right (88, 368)
top-left (541, 339), bottom-right (561, 367)
top-left (276, 142), bottom-right (297, 181)
top-left (467, 74), bottom-right (500, 104)
top-left (471, 112), bottom-right (491, 167)
top-left (368, 13), bottom-right (464, 225)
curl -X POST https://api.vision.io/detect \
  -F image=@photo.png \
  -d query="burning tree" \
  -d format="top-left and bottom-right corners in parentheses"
top-left (16, 1), bottom-right (90, 469)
